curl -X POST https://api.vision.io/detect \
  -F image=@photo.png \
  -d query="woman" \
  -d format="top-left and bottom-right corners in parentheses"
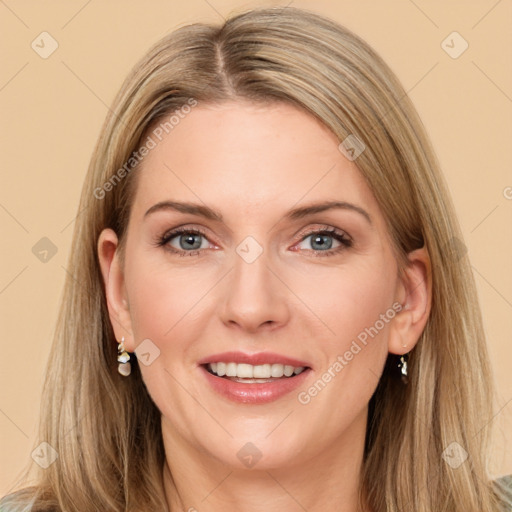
top-left (1, 6), bottom-right (510, 511)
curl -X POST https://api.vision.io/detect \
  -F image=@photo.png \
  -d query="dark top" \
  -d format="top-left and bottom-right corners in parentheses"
top-left (496, 473), bottom-right (512, 510)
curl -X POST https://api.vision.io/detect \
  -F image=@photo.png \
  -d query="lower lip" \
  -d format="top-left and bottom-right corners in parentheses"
top-left (199, 365), bottom-right (312, 404)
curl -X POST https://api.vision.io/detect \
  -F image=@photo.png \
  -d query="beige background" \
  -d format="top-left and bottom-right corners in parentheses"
top-left (1, 0), bottom-right (511, 495)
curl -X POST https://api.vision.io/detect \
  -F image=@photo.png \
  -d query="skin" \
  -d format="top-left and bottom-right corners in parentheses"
top-left (98, 100), bottom-right (431, 512)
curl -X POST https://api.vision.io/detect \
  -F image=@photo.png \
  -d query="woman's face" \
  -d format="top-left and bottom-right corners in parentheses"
top-left (100, 100), bottom-right (428, 471)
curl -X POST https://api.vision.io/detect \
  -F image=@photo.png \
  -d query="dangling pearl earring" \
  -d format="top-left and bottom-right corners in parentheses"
top-left (397, 306), bottom-right (409, 384)
top-left (398, 354), bottom-right (408, 384)
top-left (117, 337), bottom-right (131, 377)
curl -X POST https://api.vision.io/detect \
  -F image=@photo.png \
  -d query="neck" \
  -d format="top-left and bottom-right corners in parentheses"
top-left (162, 409), bottom-right (369, 512)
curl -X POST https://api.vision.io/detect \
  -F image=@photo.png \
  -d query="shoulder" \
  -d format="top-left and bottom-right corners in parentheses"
top-left (0, 487), bottom-right (60, 512)
top-left (494, 474), bottom-right (512, 510)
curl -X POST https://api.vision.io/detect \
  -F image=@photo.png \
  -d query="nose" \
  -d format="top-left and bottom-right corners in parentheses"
top-left (219, 248), bottom-right (291, 334)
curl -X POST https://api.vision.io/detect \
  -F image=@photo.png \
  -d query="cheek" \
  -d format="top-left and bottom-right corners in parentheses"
top-left (293, 264), bottom-right (396, 420)
top-left (292, 256), bottom-right (397, 407)
top-left (124, 249), bottom-right (215, 350)
top-left (290, 257), bottom-right (397, 349)
top-left (123, 253), bottom-right (215, 420)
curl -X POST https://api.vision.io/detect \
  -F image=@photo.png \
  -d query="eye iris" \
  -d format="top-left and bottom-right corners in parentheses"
top-left (180, 233), bottom-right (202, 250)
top-left (311, 234), bottom-right (333, 250)
top-left (170, 231), bottom-right (342, 252)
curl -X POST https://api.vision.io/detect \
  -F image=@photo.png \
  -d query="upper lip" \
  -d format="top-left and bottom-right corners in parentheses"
top-left (198, 351), bottom-right (311, 368)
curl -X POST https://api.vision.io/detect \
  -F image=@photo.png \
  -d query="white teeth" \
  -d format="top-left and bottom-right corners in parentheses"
top-left (216, 362), bottom-right (226, 376)
top-left (271, 364), bottom-right (284, 378)
top-left (253, 364), bottom-right (270, 378)
top-left (237, 363), bottom-right (254, 378)
top-left (207, 362), bottom-right (306, 379)
top-left (225, 362), bottom-right (237, 377)
top-left (283, 365), bottom-right (294, 377)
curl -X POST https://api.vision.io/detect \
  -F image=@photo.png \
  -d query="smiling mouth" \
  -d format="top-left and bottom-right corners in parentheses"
top-left (203, 362), bottom-right (309, 383)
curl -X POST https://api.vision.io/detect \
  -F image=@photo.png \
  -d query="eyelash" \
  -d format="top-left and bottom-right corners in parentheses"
top-left (154, 226), bottom-right (353, 258)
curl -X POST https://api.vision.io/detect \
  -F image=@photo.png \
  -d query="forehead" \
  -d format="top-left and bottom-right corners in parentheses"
top-left (130, 101), bottom-right (379, 223)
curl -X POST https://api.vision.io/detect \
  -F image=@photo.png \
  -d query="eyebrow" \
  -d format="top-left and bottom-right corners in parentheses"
top-left (143, 200), bottom-right (372, 225)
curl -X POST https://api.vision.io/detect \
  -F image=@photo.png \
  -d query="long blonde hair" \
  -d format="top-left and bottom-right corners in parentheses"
top-left (1, 6), bottom-right (508, 511)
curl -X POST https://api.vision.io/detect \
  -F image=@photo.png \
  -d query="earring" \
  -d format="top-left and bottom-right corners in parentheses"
top-left (398, 354), bottom-right (408, 384)
top-left (117, 337), bottom-right (131, 377)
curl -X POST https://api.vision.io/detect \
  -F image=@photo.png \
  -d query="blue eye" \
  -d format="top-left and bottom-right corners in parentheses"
top-left (155, 226), bottom-right (352, 257)
top-left (157, 228), bottom-right (211, 257)
top-left (170, 232), bottom-right (205, 251)
top-left (296, 228), bottom-right (352, 257)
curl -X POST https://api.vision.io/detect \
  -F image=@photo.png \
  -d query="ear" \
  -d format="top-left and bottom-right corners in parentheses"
top-left (97, 228), bottom-right (135, 352)
top-left (388, 246), bottom-right (432, 355)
